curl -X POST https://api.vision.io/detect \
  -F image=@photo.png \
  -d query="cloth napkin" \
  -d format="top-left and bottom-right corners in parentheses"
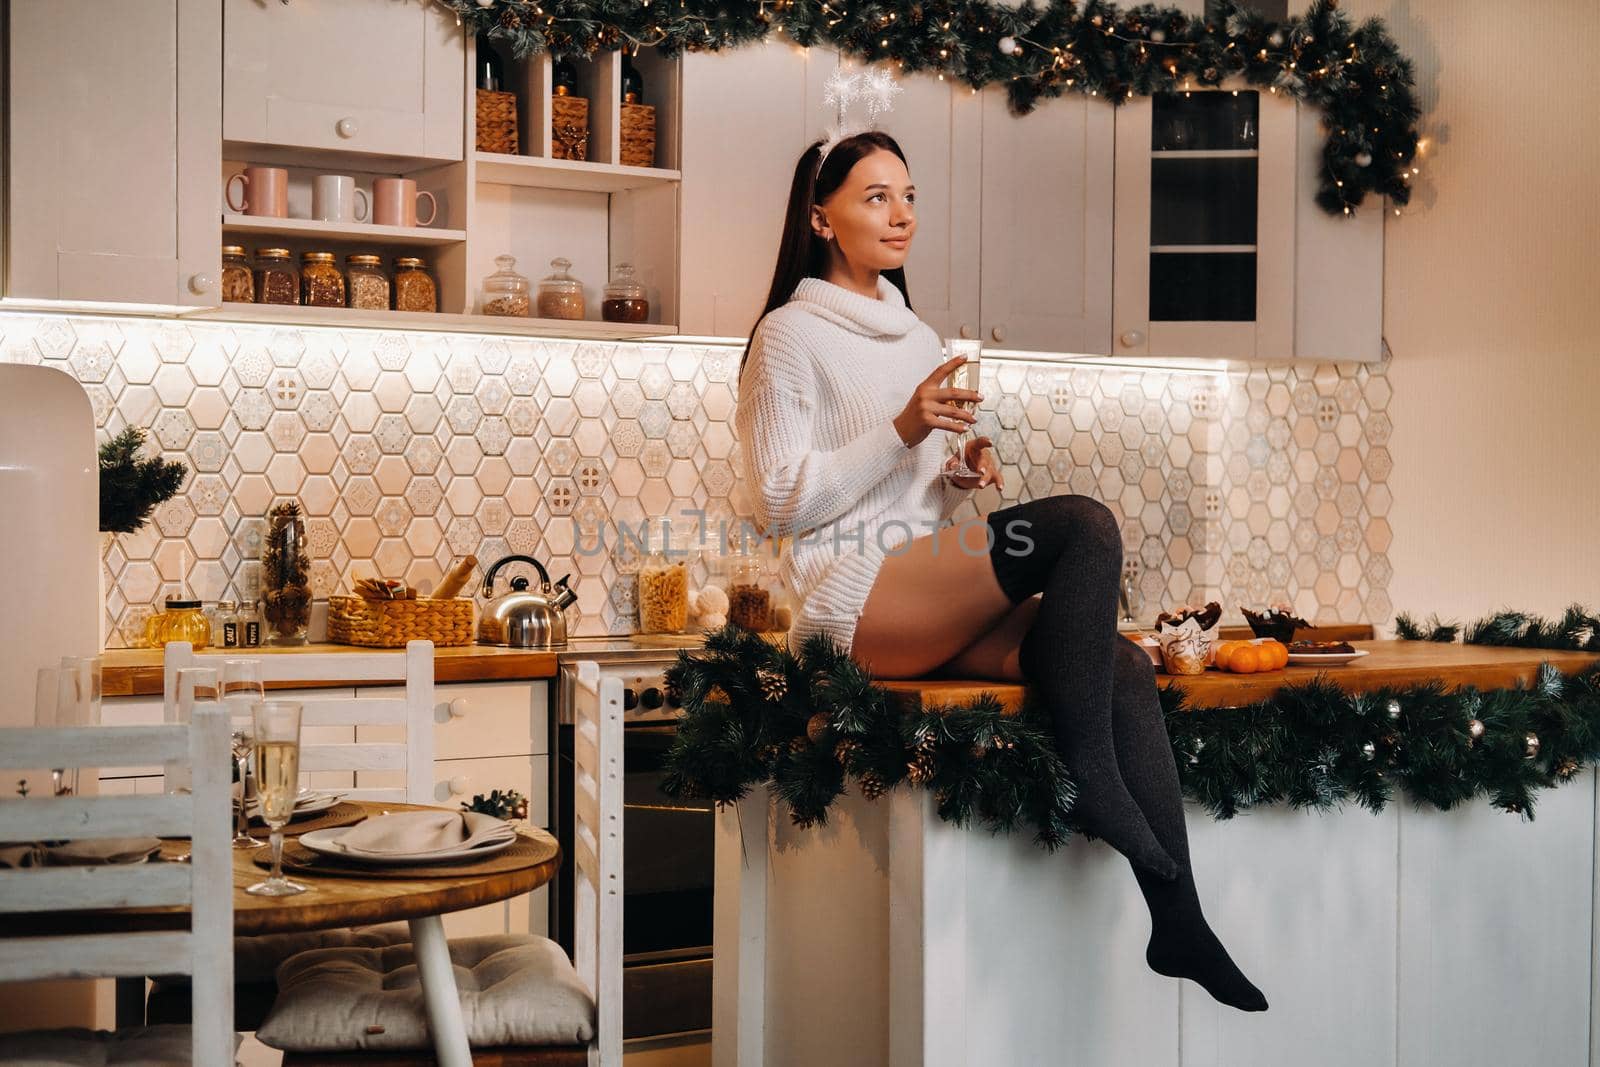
top-left (334, 811), bottom-right (515, 858)
top-left (0, 837), bottom-right (162, 868)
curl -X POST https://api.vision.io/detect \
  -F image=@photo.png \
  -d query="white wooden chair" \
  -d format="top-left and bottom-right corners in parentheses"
top-left (0, 703), bottom-right (235, 1065)
top-left (147, 640), bottom-right (435, 1030)
top-left (162, 640), bottom-right (436, 803)
top-left (263, 659), bottom-right (623, 1067)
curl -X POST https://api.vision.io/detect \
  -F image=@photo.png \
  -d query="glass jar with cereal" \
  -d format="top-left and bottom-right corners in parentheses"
top-left (394, 257), bottom-right (438, 313)
top-left (480, 254), bottom-right (531, 317)
top-left (345, 254), bottom-right (389, 310)
top-left (253, 248), bottom-right (298, 306)
top-left (300, 251), bottom-right (345, 307)
top-left (536, 257), bottom-right (586, 320)
top-left (637, 518), bottom-right (695, 634)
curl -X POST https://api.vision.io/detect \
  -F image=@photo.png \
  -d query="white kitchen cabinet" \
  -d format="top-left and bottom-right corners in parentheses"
top-left (678, 39), bottom-right (840, 339)
top-left (978, 90), bottom-right (1114, 354)
top-left (223, 0), bottom-right (463, 164)
top-left (1113, 83), bottom-right (1384, 362)
top-left (5, 0), bottom-right (220, 306)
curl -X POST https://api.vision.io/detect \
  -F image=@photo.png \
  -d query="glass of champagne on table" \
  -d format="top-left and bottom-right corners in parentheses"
top-left (940, 338), bottom-right (984, 481)
top-left (222, 660), bottom-right (266, 848)
top-left (246, 701), bottom-right (307, 897)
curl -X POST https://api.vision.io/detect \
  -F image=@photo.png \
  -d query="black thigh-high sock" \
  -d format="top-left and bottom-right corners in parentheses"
top-left (1110, 639), bottom-right (1269, 1012)
top-left (985, 495), bottom-right (1178, 881)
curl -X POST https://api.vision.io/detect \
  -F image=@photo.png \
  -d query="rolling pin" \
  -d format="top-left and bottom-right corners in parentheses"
top-left (432, 554), bottom-right (478, 600)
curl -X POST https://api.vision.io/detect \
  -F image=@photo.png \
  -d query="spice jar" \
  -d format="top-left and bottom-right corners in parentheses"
top-left (253, 248), bottom-right (298, 305)
top-left (300, 252), bottom-right (345, 307)
top-left (727, 556), bottom-right (772, 632)
top-left (602, 263), bottom-right (650, 323)
top-left (637, 519), bottom-right (695, 634)
top-left (345, 254), bottom-right (389, 310)
top-left (536, 257), bottom-right (586, 320)
top-left (221, 245), bottom-right (254, 303)
top-left (393, 257), bottom-right (438, 313)
top-left (480, 254), bottom-right (531, 317)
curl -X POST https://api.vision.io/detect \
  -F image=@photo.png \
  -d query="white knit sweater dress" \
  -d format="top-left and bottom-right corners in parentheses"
top-left (735, 275), bottom-right (972, 657)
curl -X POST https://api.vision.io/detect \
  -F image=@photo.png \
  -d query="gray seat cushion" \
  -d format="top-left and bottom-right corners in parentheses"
top-left (234, 922), bottom-right (414, 983)
top-left (0, 1024), bottom-right (238, 1066)
top-left (255, 934), bottom-right (596, 1053)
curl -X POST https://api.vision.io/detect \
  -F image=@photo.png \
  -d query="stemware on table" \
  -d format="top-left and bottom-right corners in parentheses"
top-left (221, 660), bottom-right (266, 848)
top-left (246, 700), bottom-right (308, 897)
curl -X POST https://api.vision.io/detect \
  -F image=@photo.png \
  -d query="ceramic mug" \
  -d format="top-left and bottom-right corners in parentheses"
top-left (225, 166), bottom-right (289, 218)
top-left (371, 177), bottom-right (437, 228)
top-left (311, 175), bottom-right (369, 223)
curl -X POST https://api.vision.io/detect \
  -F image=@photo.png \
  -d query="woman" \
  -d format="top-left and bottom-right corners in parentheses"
top-left (734, 130), bottom-right (1268, 1013)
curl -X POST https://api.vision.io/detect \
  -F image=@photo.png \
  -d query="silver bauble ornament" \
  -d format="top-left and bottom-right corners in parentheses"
top-left (1467, 719), bottom-right (1485, 741)
top-left (1150, 29), bottom-right (1167, 43)
top-left (1387, 699), bottom-right (1401, 720)
top-left (998, 36), bottom-right (1019, 56)
top-left (1355, 151), bottom-right (1373, 167)
top-left (1362, 741), bottom-right (1376, 759)
top-left (1524, 733), bottom-right (1541, 758)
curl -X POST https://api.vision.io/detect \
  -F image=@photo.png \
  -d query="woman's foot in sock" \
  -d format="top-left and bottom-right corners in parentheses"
top-left (1067, 761), bottom-right (1180, 881)
top-left (1145, 920), bottom-right (1269, 1012)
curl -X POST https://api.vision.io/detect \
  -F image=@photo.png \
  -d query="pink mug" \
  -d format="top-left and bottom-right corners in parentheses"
top-left (371, 177), bottom-right (437, 228)
top-left (225, 166), bottom-right (289, 218)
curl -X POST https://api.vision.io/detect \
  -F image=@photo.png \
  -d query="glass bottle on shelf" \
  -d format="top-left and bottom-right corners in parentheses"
top-left (253, 248), bottom-right (298, 306)
top-left (393, 257), bottom-right (437, 313)
top-left (480, 254), bottom-right (531, 317)
top-left (601, 263), bottom-right (650, 323)
top-left (345, 254), bottom-right (390, 310)
top-left (621, 54), bottom-right (645, 104)
top-left (214, 599), bottom-right (240, 649)
top-left (536, 257), bottom-right (586, 320)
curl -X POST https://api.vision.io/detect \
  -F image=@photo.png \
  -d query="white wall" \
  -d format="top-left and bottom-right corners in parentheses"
top-left (1344, 0), bottom-right (1600, 625)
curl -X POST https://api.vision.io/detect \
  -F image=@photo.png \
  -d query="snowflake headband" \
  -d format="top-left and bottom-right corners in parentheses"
top-left (817, 66), bottom-right (903, 167)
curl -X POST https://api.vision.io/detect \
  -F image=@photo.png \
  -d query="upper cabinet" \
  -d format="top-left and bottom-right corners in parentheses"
top-left (1113, 84), bottom-right (1383, 362)
top-left (678, 39), bottom-right (838, 339)
top-left (6, 0), bottom-right (220, 306)
top-left (223, 0), bottom-right (464, 164)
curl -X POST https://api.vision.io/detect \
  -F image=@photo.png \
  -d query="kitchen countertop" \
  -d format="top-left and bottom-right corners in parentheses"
top-left (100, 624), bottom-right (1378, 698)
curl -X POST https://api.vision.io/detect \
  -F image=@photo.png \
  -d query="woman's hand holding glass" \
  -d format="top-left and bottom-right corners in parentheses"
top-left (891, 354), bottom-right (982, 447)
top-left (942, 436), bottom-right (1005, 491)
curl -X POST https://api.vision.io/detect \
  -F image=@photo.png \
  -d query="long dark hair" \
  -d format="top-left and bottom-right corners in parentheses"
top-left (739, 131), bottom-right (913, 378)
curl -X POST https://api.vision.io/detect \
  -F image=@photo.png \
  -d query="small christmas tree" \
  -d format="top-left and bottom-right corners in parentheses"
top-left (98, 426), bottom-right (186, 534)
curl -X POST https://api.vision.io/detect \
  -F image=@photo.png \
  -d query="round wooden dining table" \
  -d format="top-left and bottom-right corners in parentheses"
top-left (0, 802), bottom-right (562, 1067)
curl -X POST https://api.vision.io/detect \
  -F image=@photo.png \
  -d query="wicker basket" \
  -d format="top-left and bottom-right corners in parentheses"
top-left (476, 89), bottom-right (519, 155)
top-left (620, 102), bottom-right (656, 168)
top-left (327, 596), bottom-right (475, 648)
top-left (551, 95), bottom-right (589, 161)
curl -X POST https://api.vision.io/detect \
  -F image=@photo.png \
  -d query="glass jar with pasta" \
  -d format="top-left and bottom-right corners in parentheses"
top-left (636, 518), bottom-right (695, 634)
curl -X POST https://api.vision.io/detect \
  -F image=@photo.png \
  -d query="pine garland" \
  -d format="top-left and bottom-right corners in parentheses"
top-left (441, 0), bottom-right (1421, 217)
top-left (661, 622), bottom-right (1600, 850)
top-left (1396, 604), bottom-right (1600, 652)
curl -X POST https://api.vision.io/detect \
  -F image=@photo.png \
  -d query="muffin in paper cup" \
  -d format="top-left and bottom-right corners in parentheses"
top-left (1155, 616), bottom-right (1217, 675)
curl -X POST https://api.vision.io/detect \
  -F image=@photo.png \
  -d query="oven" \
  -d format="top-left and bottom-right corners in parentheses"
top-left (551, 651), bottom-right (715, 1042)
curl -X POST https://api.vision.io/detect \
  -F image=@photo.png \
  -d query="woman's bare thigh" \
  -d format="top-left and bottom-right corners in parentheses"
top-left (850, 517), bottom-right (1015, 678)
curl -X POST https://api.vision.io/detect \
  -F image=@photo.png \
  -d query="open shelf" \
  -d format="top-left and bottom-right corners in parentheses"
top-left (221, 214), bottom-right (466, 246)
top-left (178, 300), bottom-right (677, 340)
top-left (474, 152), bottom-right (680, 193)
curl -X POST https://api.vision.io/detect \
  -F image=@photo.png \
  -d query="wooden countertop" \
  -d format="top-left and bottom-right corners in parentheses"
top-left (101, 642), bottom-right (561, 697)
top-left (885, 639), bottom-right (1600, 714)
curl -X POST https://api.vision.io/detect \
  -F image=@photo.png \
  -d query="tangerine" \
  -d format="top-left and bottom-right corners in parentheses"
top-left (1229, 646), bottom-right (1261, 674)
top-left (1212, 641), bottom-right (1241, 670)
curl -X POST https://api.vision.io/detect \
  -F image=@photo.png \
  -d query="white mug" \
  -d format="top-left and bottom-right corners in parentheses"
top-left (312, 174), bottom-right (369, 223)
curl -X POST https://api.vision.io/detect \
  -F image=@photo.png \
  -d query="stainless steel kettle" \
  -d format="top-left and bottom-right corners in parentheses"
top-left (476, 554), bottom-right (578, 649)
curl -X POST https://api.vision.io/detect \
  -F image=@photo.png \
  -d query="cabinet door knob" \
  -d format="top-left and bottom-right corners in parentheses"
top-left (958, 323), bottom-right (974, 340)
top-left (187, 272), bottom-right (215, 295)
top-left (990, 325), bottom-right (1007, 344)
top-left (447, 697), bottom-right (469, 719)
top-left (336, 117), bottom-right (358, 139)
top-left (1120, 329), bottom-right (1146, 348)
top-left (447, 775), bottom-right (471, 796)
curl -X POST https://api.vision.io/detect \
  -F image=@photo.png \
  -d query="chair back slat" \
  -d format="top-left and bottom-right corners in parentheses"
top-left (0, 704), bottom-right (234, 1063)
top-left (0, 794), bottom-right (194, 842)
top-left (0, 865), bottom-right (191, 913)
top-left (0, 931), bottom-right (194, 982)
top-left (162, 640), bottom-right (436, 804)
top-left (0, 725), bottom-right (188, 769)
top-left (569, 660), bottom-right (624, 1067)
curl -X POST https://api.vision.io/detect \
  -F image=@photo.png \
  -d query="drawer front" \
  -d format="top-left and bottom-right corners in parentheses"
top-left (355, 681), bottom-right (549, 761)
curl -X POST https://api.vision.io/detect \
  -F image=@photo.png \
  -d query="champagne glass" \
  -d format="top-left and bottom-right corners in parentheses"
top-left (940, 339), bottom-right (984, 481)
top-left (33, 667), bottom-right (71, 797)
top-left (222, 660), bottom-right (266, 848)
top-left (169, 667), bottom-right (220, 795)
top-left (246, 701), bottom-right (307, 897)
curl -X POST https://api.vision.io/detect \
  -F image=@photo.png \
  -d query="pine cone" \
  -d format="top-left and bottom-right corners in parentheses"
top-left (859, 772), bottom-right (887, 801)
top-left (1556, 756), bottom-right (1580, 780)
top-left (760, 668), bottom-right (789, 702)
top-left (907, 750), bottom-right (937, 785)
top-left (498, 8), bottom-right (522, 29)
top-left (834, 738), bottom-right (863, 765)
top-left (788, 735), bottom-right (809, 753)
top-left (805, 711), bottom-right (830, 744)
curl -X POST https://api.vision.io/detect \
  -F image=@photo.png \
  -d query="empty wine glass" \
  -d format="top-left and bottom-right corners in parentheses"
top-left (246, 701), bottom-right (307, 897)
top-left (222, 660), bottom-right (266, 848)
top-left (169, 667), bottom-right (220, 795)
top-left (940, 339), bottom-right (984, 481)
top-left (33, 667), bottom-right (72, 797)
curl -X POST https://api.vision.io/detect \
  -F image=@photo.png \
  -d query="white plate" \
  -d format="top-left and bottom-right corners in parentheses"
top-left (297, 826), bottom-right (518, 866)
top-left (1286, 649), bottom-right (1370, 666)
top-left (250, 791), bottom-right (345, 822)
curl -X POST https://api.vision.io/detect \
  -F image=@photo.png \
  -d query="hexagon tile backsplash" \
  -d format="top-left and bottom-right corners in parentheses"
top-left (0, 313), bottom-right (1392, 647)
